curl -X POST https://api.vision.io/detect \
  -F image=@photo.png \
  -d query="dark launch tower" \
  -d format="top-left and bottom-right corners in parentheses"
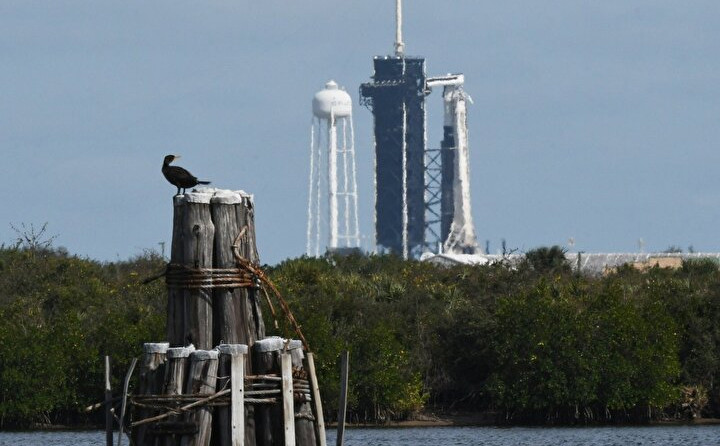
top-left (360, 0), bottom-right (478, 258)
top-left (360, 56), bottom-right (427, 258)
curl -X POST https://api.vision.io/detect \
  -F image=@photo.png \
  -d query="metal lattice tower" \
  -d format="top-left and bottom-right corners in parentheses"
top-left (423, 146), bottom-right (443, 252)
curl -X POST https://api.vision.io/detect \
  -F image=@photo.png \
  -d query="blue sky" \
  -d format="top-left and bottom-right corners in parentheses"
top-left (2, 1), bottom-right (719, 264)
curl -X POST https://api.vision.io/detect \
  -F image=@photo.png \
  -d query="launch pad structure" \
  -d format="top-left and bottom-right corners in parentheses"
top-left (361, 0), bottom-right (478, 259)
top-left (360, 55), bottom-right (427, 259)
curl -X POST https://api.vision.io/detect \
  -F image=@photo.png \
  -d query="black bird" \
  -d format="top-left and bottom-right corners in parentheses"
top-left (162, 154), bottom-right (211, 195)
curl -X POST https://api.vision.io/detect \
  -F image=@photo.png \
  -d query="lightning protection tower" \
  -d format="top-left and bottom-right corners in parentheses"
top-left (306, 80), bottom-right (360, 256)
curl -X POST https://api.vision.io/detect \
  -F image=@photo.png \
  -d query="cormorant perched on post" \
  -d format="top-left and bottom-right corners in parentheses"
top-left (162, 155), bottom-right (211, 195)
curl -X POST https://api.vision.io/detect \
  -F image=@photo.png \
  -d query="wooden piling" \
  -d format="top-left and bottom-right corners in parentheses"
top-left (184, 192), bottom-right (215, 349)
top-left (288, 341), bottom-right (315, 446)
top-left (134, 343), bottom-right (169, 446)
top-left (181, 349), bottom-right (219, 446)
top-left (281, 352), bottom-right (296, 446)
top-left (118, 357), bottom-right (138, 446)
top-left (216, 344), bottom-right (249, 446)
top-left (164, 346), bottom-right (194, 398)
top-left (234, 194), bottom-right (264, 342)
top-left (231, 350), bottom-right (246, 446)
top-left (209, 190), bottom-right (262, 446)
top-left (163, 345), bottom-right (195, 446)
top-left (105, 355), bottom-right (113, 446)
top-left (153, 188), bottom-right (321, 446)
top-left (168, 196), bottom-right (186, 347)
top-left (211, 192), bottom-right (249, 347)
top-left (168, 191), bottom-right (216, 349)
top-left (165, 189), bottom-right (270, 445)
top-left (253, 337), bottom-right (284, 446)
top-left (139, 343), bottom-right (170, 395)
top-left (234, 195), bottom-right (259, 265)
top-left (169, 190), bottom-right (265, 349)
top-left (306, 353), bottom-right (326, 446)
top-left (335, 352), bottom-right (349, 446)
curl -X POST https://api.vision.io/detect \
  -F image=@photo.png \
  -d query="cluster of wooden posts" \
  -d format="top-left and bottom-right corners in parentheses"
top-left (102, 189), bottom-right (337, 445)
top-left (125, 338), bottom-right (325, 446)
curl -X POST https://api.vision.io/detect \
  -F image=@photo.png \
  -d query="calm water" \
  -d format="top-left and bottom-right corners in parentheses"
top-left (0, 425), bottom-right (718, 446)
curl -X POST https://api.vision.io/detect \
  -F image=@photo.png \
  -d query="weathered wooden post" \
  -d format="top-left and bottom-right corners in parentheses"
top-left (164, 346), bottom-right (194, 398)
top-left (211, 192), bottom-right (249, 347)
top-left (216, 344), bottom-right (249, 446)
top-left (129, 188), bottom-right (322, 446)
top-left (287, 342), bottom-right (316, 446)
top-left (140, 343), bottom-right (170, 394)
top-left (211, 190), bottom-right (263, 446)
top-left (305, 353), bottom-right (326, 446)
top-left (168, 191), bottom-right (215, 349)
top-left (133, 343), bottom-right (169, 446)
top-left (184, 192), bottom-right (215, 349)
top-left (162, 345), bottom-right (194, 446)
top-left (169, 189), bottom-right (264, 349)
top-left (235, 195), bottom-right (264, 341)
top-left (231, 347), bottom-right (247, 446)
top-left (253, 337), bottom-right (284, 446)
top-left (210, 191), bottom-right (264, 345)
top-left (167, 196), bottom-right (186, 347)
top-left (181, 350), bottom-right (219, 446)
top-left (235, 195), bottom-right (260, 266)
top-left (118, 357), bottom-right (138, 446)
top-left (335, 352), bottom-right (349, 446)
top-left (280, 352), bottom-right (296, 446)
top-left (105, 356), bottom-right (114, 446)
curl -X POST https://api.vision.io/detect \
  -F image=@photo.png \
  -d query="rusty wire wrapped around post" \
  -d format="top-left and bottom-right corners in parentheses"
top-left (148, 224), bottom-right (311, 352)
top-left (232, 228), bottom-right (311, 353)
top-left (164, 263), bottom-right (255, 289)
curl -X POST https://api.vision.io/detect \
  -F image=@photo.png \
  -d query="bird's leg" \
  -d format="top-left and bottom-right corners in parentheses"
top-left (176, 186), bottom-right (181, 195)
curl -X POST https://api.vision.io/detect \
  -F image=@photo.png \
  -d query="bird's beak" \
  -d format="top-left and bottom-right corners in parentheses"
top-left (173, 155), bottom-right (182, 160)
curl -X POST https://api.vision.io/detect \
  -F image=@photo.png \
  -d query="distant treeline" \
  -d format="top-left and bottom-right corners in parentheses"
top-left (1, 243), bottom-right (719, 428)
top-left (0, 244), bottom-right (165, 428)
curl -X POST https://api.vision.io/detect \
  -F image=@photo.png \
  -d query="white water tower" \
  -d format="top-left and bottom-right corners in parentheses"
top-left (306, 80), bottom-right (360, 256)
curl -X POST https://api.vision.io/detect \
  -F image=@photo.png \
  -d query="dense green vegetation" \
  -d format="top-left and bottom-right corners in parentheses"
top-left (269, 253), bottom-right (719, 424)
top-left (0, 243), bottom-right (166, 428)
top-left (1, 238), bottom-right (719, 427)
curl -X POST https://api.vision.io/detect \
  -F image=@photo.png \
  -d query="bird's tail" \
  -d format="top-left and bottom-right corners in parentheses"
top-left (197, 180), bottom-right (211, 185)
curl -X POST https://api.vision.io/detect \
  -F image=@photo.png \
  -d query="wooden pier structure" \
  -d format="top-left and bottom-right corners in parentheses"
top-left (117, 189), bottom-right (326, 446)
